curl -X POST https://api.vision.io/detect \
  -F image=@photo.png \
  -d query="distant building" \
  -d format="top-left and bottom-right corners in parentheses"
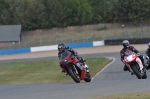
top-left (0, 25), bottom-right (22, 48)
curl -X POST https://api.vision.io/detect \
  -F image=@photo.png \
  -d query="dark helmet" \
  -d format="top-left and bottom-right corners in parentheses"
top-left (148, 42), bottom-right (150, 48)
top-left (58, 43), bottom-right (65, 52)
top-left (122, 40), bottom-right (129, 48)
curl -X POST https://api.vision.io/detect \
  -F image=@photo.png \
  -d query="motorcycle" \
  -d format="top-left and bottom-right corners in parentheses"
top-left (60, 50), bottom-right (91, 83)
top-left (124, 50), bottom-right (147, 79)
top-left (144, 55), bottom-right (150, 70)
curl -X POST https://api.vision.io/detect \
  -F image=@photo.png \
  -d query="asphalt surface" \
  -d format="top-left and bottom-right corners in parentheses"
top-left (0, 52), bottom-right (150, 99)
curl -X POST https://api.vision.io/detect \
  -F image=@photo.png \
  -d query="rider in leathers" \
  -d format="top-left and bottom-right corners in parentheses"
top-left (120, 40), bottom-right (146, 74)
top-left (145, 42), bottom-right (150, 69)
top-left (58, 43), bottom-right (89, 73)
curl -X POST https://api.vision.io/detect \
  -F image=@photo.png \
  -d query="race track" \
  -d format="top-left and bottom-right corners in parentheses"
top-left (0, 52), bottom-right (150, 99)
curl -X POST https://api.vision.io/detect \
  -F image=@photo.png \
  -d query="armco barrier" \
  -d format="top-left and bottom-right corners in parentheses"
top-left (105, 38), bottom-right (150, 45)
top-left (0, 41), bottom-right (104, 55)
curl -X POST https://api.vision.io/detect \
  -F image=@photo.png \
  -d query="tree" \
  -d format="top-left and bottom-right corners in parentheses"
top-left (112, 0), bottom-right (150, 23)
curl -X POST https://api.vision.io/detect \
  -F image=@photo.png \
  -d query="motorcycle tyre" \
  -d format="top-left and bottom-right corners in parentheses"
top-left (68, 68), bottom-right (80, 83)
top-left (131, 65), bottom-right (142, 79)
top-left (142, 70), bottom-right (147, 79)
top-left (84, 72), bottom-right (91, 82)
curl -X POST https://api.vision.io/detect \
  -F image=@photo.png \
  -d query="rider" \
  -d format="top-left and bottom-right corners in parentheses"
top-left (57, 43), bottom-right (89, 73)
top-left (146, 42), bottom-right (150, 58)
top-left (145, 42), bottom-right (150, 69)
top-left (120, 40), bottom-right (146, 74)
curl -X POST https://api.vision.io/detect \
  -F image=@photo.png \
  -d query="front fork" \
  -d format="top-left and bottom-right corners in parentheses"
top-left (72, 65), bottom-right (78, 74)
top-left (72, 65), bottom-right (79, 78)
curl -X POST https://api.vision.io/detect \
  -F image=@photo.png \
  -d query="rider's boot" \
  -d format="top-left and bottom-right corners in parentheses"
top-left (76, 62), bottom-right (89, 73)
top-left (77, 57), bottom-right (89, 73)
top-left (78, 57), bottom-right (86, 63)
top-left (84, 63), bottom-right (89, 73)
top-left (140, 68), bottom-right (145, 76)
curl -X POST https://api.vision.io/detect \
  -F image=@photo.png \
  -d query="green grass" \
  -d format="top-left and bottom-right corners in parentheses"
top-left (0, 58), bottom-right (112, 85)
top-left (86, 91), bottom-right (150, 99)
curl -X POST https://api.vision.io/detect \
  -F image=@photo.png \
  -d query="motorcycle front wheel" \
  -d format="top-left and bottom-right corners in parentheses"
top-left (68, 67), bottom-right (80, 83)
top-left (131, 64), bottom-right (142, 79)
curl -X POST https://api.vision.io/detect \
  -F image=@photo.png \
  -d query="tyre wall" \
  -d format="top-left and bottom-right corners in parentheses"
top-left (105, 38), bottom-right (150, 45)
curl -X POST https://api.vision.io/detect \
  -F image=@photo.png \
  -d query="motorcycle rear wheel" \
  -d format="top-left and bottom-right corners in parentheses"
top-left (84, 72), bottom-right (91, 82)
top-left (142, 69), bottom-right (147, 79)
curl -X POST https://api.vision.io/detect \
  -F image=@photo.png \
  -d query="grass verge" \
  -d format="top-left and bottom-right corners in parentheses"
top-left (0, 57), bottom-right (112, 85)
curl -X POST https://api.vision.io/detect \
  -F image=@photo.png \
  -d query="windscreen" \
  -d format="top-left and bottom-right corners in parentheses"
top-left (60, 50), bottom-right (71, 60)
top-left (124, 50), bottom-right (132, 56)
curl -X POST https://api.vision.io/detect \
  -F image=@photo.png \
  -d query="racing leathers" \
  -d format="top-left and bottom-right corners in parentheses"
top-left (146, 48), bottom-right (150, 69)
top-left (146, 48), bottom-right (150, 58)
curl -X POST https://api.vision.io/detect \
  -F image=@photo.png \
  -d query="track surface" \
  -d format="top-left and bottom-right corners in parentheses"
top-left (0, 45), bottom-right (150, 99)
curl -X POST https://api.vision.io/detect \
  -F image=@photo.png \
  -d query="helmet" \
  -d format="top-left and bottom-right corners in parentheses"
top-left (148, 42), bottom-right (150, 48)
top-left (122, 40), bottom-right (129, 48)
top-left (58, 43), bottom-right (65, 52)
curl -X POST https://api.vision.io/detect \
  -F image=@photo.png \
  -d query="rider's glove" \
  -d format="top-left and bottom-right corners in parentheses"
top-left (137, 53), bottom-right (141, 56)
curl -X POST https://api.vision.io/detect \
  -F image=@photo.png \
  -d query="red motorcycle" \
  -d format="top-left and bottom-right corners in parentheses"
top-left (60, 50), bottom-right (91, 83)
top-left (124, 50), bottom-right (147, 79)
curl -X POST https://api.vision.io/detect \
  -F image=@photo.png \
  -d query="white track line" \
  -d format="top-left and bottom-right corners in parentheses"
top-left (91, 57), bottom-right (115, 81)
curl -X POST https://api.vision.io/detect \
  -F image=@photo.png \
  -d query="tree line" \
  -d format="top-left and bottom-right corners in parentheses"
top-left (0, 0), bottom-right (150, 30)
